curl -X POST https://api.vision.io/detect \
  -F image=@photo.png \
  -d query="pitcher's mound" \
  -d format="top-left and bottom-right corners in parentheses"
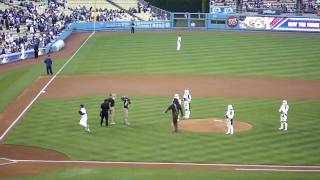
top-left (179, 118), bottom-right (252, 133)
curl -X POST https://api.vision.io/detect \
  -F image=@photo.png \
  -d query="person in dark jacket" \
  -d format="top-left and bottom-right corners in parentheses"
top-left (131, 21), bottom-right (135, 34)
top-left (34, 40), bottom-right (39, 58)
top-left (100, 99), bottom-right (110, 127)
top-left (44, 55), bottom-right (53, 75)
top-left (165, 95), bottom-right (184, 133)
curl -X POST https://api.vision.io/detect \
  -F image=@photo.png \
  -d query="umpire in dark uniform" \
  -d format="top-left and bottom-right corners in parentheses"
top-left (44, 55), bottom-right (53, 75)
top-left (165, 96), bottom-right (183, 133)
top-left (100, 99), bottom-right (110, 127)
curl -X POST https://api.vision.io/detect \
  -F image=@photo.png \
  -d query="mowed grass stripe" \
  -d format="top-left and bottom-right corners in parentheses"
top-left (6, 96), bottom-right (320, 165)
top-left (7, 167), bottom-right (320, 180)
top-left (61, 32), bottom-right (320, 79)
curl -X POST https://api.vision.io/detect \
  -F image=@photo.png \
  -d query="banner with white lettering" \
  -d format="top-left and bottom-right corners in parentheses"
top-left (239, 16), bottom-right (320, 32)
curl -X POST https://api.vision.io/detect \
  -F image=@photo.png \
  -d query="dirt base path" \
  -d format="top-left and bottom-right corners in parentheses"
top-left (40, 75), bottom-right (320, 100)
top-left (0, 144), bottom-right (69, 178)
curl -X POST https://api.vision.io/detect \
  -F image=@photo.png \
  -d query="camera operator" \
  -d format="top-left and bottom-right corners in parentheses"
top-left (121, 96), bottom-right (131, 125)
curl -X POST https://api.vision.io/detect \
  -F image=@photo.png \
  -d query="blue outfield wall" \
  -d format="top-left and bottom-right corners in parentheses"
top-left (1, 15), bottom-right (320, 64)
top-left (70, 21), bottom-right (172, 32)
top-left (0, 48), bottom-right (46, 65)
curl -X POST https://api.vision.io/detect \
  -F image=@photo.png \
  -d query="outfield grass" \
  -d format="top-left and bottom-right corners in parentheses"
top-left (6, 96), bottom-right (320, 165)
top-left (0, 59), bottom-right (67, 113)
top-left (62, 32), bottom-right (320, 80)
top-left (6, 168), bottom-right (320, 180)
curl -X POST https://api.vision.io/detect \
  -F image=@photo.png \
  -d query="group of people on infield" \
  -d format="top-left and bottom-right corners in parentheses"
top-left (164, 89), bottom-right (289, 134)
top-left (79, 90), bottom-right (290, 135)
top-left (78, 93), bottom-right (131, 133)
top-left (165, 90), bottom-right (192, 133)
top-left (78, 34), bottom-right (290, 135)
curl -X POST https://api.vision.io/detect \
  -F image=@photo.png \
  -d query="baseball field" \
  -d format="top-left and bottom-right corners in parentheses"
top-left (1, 31), bottom-right (320, 179)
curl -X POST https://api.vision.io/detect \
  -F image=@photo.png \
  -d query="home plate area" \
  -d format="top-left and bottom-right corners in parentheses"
top-left (179, 118), bottom-right (253, 133)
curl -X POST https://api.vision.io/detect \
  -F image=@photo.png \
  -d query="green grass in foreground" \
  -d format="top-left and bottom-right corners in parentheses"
top-left (0, 59), bottom-right (67, 113)
top-left (6, 96), bottom-right (320, 165)
top-left (6, 168), bottom-right (320, 180)
top-left (62, 32), bottom-right (320, 80)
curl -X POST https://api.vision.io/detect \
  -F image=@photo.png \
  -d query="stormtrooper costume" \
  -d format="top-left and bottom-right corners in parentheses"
top-left (177, 35), bottom-right (182, 51)
top-left (225, 105), bottom-right (234, 135)
top-left (279, 100), bottom-right (289, 131)
top-left (182, 89), bottom-right (192, 119)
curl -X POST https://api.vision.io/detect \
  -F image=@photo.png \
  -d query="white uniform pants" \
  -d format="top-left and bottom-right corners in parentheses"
top-left (124, 108), bottom-right (130, 125)
top-left (279, 114), bottom-right (288, 130)
top-left (79, 117), bottom-right (90, 132)
top-left (226, 119), bottom-right (234, 135)
top-left (183, 102), bottom-right (190, 119)
top-left (177, 42), bottom-right (181, 51)
top-left (109, 107), bottom-right (115, 124)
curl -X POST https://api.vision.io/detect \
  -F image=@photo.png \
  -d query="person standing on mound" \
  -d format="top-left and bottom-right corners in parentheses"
top-left (225, 104), bottom-right (234, 135)
top-left (165, 95), bottom-right (184, 133)
top-left (279, 100), bottom-right (289, 131)
top-left (182, 89), bottom-right (192, 119)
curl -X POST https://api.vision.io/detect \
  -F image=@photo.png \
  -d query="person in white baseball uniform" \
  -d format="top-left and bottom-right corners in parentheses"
top-left (225, 105), bottom-right (235, 135)
top-left (177, 34), bottom-right (182, 51)
top-left (183, 89), bottom-right (192, 119)
top-left (79, 104), bottom-right (91, 133)
top-left (20, 43), bottom-right (25, 59)
top-left (279, 100), bottom-right (289, 131)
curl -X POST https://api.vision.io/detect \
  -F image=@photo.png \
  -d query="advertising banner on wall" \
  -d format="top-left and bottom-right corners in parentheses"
top-left (210, 7), bottom-right (234, 14)
top-left (258, 9), bottom-right (282, 15)
top-left (210, 0), bottom-right (234, 14)
top-left (239, 16), bottom-right (320, 32)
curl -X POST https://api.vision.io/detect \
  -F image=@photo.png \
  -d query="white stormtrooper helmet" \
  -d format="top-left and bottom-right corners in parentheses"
top-left (184, 89), bottom-right (190, 95)
top-left (227, 105), bottom-right (233, 110)
top-left (282, 100), bottom-right (287, 105)
top-left (174, 94), bottom-right (180, 99)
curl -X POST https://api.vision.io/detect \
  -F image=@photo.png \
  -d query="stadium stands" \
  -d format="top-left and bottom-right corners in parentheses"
top-left (68, 0), bottom-right (118, 9)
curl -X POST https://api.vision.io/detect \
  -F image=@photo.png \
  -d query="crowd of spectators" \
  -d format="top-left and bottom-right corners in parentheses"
top-left (213, 0), bottom-right (320, 13)
top-left (0, 0), bottom-right (169, 57)
top-left (137, 1), bottom-right (169, 21)
top-left (70, 6), bottom-right (129, 22)
top-left (0, 0), bottom-right (143, 56)
top-left (5, 0), bottom-right (318, 58)
top-left (0, 0), bottom-right (68, 56)
top-left (243, 0), bottom-right (320, 13)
